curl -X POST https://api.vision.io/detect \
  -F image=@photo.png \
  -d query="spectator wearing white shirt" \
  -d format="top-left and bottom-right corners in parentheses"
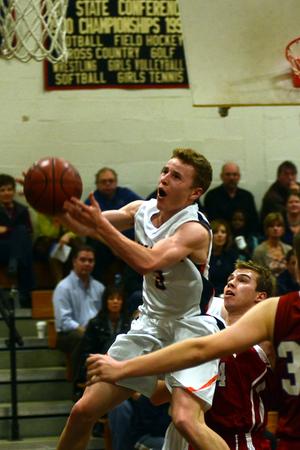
top-left (53, 245), bottom-right (105, 379)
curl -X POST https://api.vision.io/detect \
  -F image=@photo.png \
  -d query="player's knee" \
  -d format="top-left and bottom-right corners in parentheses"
top-left (172, 407), bottom-right (192, 434)
top-left (69, 397), bottom-right (98, 425)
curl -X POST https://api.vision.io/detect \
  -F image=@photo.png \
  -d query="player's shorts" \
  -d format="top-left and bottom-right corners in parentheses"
top-left (108, 312), bottom-right (221, 408)
top-left (162, 422), bottom-right (188, 450)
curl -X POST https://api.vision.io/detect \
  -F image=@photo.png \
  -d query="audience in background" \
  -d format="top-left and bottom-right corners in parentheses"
top-left (282, 192), bottom-right (300, 246)
top-left (85, 167), bottom-right (143, 284)
top-left (33, 212), bottom-right (82, 285)
top-left (109, 394), bottom-right (170, 450)
top-left (52, 245), bottom-right (105, 381)
top-left (276, 248), bottom-right (300, 295)
top-left (209, 219), bottom-right (238, 296)
top-left (260, 160), bottom-right (300, 223)
top-left (204, 162), bottom-right (259, 234)
top-left (230, 209), bottom-right (260, 261)
top-left (252, 212), bottom-right (292, 278)
top-left (0, 173), bottom-right (34, 307)
top-left (74, 285), bottom-right (131, 392)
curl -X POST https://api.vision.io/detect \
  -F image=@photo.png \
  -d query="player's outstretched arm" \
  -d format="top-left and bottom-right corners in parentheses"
top-left (86, 298), bottom-right (278, 382)
top-left (58, 194), bottom-right (142, 239)
top-left (61, 195), bottom-right (208, 274)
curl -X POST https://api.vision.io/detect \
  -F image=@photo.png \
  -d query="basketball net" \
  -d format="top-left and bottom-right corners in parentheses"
top-left (286, 36), bottom-right (300, 88)
top-left (0, 0), bottom-right (68, 63)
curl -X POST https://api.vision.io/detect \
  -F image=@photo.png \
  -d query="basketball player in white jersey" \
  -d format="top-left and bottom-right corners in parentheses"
top-left (56, 148), bottom-right (228, 450)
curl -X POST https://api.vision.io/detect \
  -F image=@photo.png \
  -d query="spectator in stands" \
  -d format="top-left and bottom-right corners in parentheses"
top-left (108, 394), bottom-right (171, 450)
top-left (74, 285), bottom-right (131, 392)
top-left (33, 212), bottom-right (82, 285)
top-left (252, 212), bottom-right (292, 278)
top-left (209, 219), bottom-right (238, 296)
top-left (85, 167), bottom-right (143, 284)
top-left (260, 160), bottom-right (300, 223)
top-left (0, 173), bottom-right (34, 307)
top-left (230, 209), bottom-right (260, 261)
top-left (204, 162), bottom-right (259, 233)
top-left (282, 192), bottom-right (300, 246)
top-left (276, 249), bottom-right (300, 295)
top-left (52, 245), bottom-right (105, 379)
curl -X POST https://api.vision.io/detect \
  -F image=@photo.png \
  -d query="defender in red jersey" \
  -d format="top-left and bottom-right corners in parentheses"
top-left (164, 261), bottom-right (276, 450)
top-left (88, 232), bottom-right (300, 449)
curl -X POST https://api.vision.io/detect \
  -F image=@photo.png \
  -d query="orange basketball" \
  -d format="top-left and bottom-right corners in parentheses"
top-left (24, 157), bottom-right (83, 215)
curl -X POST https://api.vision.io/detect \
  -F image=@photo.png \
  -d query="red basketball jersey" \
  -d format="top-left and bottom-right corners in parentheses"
top-left (204, 346), bottom-right (273, 449)
top-left (273, 290), bottom-right (300, 448)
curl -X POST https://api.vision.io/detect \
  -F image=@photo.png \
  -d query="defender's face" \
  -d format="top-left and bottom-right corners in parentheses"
top-left (156, 158), bottom-right (201, 212)
top-left (223, 269), bottom-right (261, 314)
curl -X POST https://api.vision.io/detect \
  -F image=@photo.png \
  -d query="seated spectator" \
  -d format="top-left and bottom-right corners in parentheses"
top-left (52, 245), bottom-right (105, 380)
top-left (85, 167), bottom-right (143, 284)
top-left (204, 162), bottom-right (259, 234)
top-left (282, 192), bottom-right (300, 246)
top-left (33, 212), bottom-right (82, 285)
top-left (209, 219), bottom-right (238, 296)
top-left (276, 249), bottom-right (300, 295)
top-left (230, 209), bottom-right (260, 261)
top-left (108, 394), bottom-right (171, 450)
top-left (75, 285), bottom-right (131, 390)
top-left (260, 160), bottom-right (300, 223)
top-left (0, 173), bottom-right (34, 307)
top-left (252, 212), bottom-right (292, 278)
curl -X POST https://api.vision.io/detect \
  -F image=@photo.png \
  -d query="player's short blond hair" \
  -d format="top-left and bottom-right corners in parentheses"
top-left (172, 148), bottom-right (212, 193)
top-left (235, 260), bottom-right (276, 297)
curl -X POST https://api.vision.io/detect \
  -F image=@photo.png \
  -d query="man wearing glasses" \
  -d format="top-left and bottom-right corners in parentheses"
top-left (85, 167), bottom-right (142, 283)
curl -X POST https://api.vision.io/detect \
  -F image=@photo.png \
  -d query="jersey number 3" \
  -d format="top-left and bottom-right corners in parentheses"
top-left (278, 341), bottom-right (300, 396)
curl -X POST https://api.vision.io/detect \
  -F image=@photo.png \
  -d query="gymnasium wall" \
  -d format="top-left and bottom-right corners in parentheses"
top-left (1, 59), bottom-right (300, 215)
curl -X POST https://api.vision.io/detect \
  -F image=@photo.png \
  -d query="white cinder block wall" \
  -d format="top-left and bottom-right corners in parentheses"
top-left (1, 59), bottom-right (300, 218)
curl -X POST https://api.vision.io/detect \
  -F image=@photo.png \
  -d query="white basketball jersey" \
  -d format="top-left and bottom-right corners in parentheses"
top-left (135, 199), bottom-right (212, 319)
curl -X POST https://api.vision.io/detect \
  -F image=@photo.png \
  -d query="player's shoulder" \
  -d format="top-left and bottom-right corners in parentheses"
top-left (123, 199), bottom-right (145, 213)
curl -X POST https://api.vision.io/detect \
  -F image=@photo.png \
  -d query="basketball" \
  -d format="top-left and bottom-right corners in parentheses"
top-left (24, 157), bottom-right (83, 215)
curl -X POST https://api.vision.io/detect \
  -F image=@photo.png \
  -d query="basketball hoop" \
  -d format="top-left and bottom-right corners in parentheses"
top-left (0, 0), bottom-right (68, 63)
top-left (285, 36), bottom-right (300, 88)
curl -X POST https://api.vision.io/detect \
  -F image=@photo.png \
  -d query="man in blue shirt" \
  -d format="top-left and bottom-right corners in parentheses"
top-left (85, 167), bottom-right (143, 284)
top-left (53, 245), bottom-right (105, 379)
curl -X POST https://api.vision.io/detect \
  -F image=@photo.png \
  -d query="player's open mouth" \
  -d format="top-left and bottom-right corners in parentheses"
top-left (224, 289), bottom-right (234, 296)
top-left (158, 187), bottom-right (167, 197)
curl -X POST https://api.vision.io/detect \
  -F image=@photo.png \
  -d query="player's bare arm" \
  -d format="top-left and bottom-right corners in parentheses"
top-left (63, 195), bottom-right (209, 273)
top-left (58, 195), bottom-right (143, 239)
top-left (91, 219), bottom-right (209, 274)
top-left (86, 298), bottom-right (279, 383)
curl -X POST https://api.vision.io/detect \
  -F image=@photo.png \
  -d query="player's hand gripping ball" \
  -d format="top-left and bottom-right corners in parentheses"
top-left (24, 157), bottom-right (83, 215)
